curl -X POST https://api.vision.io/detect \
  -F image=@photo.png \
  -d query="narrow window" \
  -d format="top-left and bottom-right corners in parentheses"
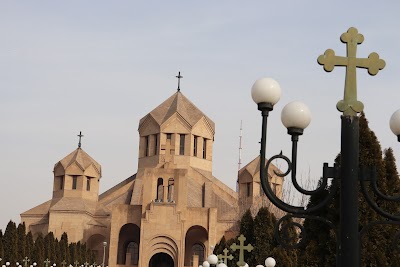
top-left (167, 133), bottom-right (172, 140)
top-left (72, 176), bottom-right (78, 190)
top-left (154, 134), bottom-right (158, 155)
top-left (202, 184), bottom-right (205, 207)
top-left (179, 134), bottom-right (185, 155)
top-left (203, 138), bottom-right (207, 159)
top-left (168, 178), bottom-right (174, 202)
top-left (60, 176), bottom-right (64, 190)
top-left (193, 135), bottom-right (198, 156)
top-left (144, 136), bottom-right (149, 157)
top-left (156, 178), bottom-right (164, 202)
top-left (246, 182), bottom-right (251, 197)
top-left (86, 177), bottom-right (90, 191)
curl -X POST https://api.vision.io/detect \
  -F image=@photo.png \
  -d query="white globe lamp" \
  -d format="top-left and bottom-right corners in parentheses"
top-left (390, 109), bottom-right (400, 141)
top-left (265, 257), bottom-right (276, 267)
top-left (202, 261), bottom-right (210, 267)
top-left (281, 101), bottom-right (311, 135)
top-left (251, 78), bottom-right (281, 111)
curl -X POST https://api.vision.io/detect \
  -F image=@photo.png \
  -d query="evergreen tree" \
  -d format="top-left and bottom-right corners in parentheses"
top-left (0, 230), bottom-right (4, 261)
top-left (238, 209), bottom-right (254, 266)
top-left (252, 207), bottom-right (275, 266)
top-left (60, 233), bottom-right (69, 265)
top-left (3, 221), bottom-right (18, 264)
top-left (26, 232), bottom-right (34, 261)
top-left (33, 234), bottom-right (45, 267)
top-left (17, 223), bottom-right (26, 261)
top-left (44, 232), bottom-right (56, 263)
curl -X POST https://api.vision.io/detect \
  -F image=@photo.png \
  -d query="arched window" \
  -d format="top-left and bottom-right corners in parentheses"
top-left (156, 178), bottom-right (164, 202)
top-left (168, 178), bottom-right (175, 202)
top-left (127, 242), bottom-right (139, 265)
top-left (191, 243), bottom-right (205, 265)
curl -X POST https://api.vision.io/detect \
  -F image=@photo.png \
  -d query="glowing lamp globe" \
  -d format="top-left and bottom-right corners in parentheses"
top-left (207, 255), bottom-right (218, 265)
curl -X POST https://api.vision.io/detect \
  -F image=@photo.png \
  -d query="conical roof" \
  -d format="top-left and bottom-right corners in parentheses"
top-left (55, 148), bottom-right (101, 176)
top-left (139, 91), bottom-right (215, 132)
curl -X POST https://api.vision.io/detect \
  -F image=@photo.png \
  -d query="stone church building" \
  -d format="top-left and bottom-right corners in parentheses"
top-left (20, 90), bottom-right (283, 267)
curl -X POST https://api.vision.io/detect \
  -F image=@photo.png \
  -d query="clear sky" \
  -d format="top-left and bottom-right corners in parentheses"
top-left (1, 1), bottom-right (400, 231)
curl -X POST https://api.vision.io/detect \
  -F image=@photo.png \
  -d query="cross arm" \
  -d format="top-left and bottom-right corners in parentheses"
top-left (355, 53), bottom-right (386, 75)
top-left (318, 49), bottom-right (348, 72)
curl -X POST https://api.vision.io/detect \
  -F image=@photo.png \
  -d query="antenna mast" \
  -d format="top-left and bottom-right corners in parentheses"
top-left (237, 120), bottom-right (243, 192)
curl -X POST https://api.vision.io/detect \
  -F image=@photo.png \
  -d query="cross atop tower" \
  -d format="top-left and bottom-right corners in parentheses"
top-left (176, 71), bottom-right (183, 91)
top-left (230, 234), bottom-right (253, 267)
top-left (318, 27), bottom-right (385, 116)
top-left (77, 131), bottom-right (84, 148)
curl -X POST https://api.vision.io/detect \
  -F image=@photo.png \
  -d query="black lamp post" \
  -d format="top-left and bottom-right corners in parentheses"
top-left (253, 27), bottom-right (400, 267)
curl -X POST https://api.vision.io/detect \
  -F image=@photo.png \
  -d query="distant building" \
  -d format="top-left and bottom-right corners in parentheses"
top-left (21, 90), bottom-right (283, 267)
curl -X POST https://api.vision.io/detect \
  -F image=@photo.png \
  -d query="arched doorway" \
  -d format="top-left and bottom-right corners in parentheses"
top-left (184, 225), bottom-right (208, 266)
top-left (86, 234), bottom-right (106, 265)
top-left (149, 253), bottom-right (174, 267)
top-left (117, 223), bottom-right (140, 265)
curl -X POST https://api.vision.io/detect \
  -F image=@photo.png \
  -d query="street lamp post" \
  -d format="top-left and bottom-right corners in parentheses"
top-left (102, 241), bottom-right (107, 267)
top-left (254, 27), bottom-right (400, 267)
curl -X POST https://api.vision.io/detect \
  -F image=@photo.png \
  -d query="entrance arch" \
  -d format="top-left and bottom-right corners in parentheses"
top-left (117, 223), bottom-right (140, 265)
top-left (184, 225), bottom-right (208, 266)
top-left (149, 253), bottom-right (174, 267)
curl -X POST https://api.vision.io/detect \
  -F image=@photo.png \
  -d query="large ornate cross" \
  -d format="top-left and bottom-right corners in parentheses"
top-left (230, 234), bottom-right (253, 267)
top-left (23, 257), bottom-right (30, 267)
top-left (218, 248), bottom-right (234, 265)
top-left (318, 27), bottom-right (385, 116)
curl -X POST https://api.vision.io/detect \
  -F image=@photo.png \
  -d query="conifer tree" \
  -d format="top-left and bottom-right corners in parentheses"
top-left (238, 209), bottom-right (254, 266)
top-left (17, 223), bottom-right (26, 261)
top-left (26, 232), bottom-right (34, 261)
top-left (3, 221), bottom-right (18, 264)
top-left (0, 230), bottom-right (4, 261)
top-left (252, 207), bottom-right (275, 265)
top-left (33, 234), bottom-right (45, 267)
top-left (60, 233), bottom-right (69, 264)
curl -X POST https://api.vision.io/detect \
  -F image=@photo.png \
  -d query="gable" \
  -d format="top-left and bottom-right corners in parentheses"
top-left (139, 114), bottom-right (161, 136)
top-left (161, 113), bottom-right (192, 134)
top-left (191, 117), bottom-right (215, 139)
top-left (65, 162), bottom-right (84, 175)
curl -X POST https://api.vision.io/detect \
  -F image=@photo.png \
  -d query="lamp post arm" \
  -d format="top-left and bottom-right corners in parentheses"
top-left (259, 112), bottom-right (339, 215)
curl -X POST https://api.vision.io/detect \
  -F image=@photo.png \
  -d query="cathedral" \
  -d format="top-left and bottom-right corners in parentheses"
top-left (20, 89), bottom-right (283, 267)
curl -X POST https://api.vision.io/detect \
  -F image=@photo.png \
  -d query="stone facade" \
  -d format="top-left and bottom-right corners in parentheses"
top-left (21, 91), bottom-right (283, 267)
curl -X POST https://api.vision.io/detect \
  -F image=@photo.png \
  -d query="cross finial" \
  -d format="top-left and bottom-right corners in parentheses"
top-left (318, 27), bottom-right (385, 116)
top-left (23, 257), bottom-right (30, 267)
top-left (176, 71), bottom-right (183, 91)
top-left (218, 248), bottom-right (234, 265)
top-left (230, 234), bottom-right (253, 267)
top-left (77, 131), bottom-right (84, 148)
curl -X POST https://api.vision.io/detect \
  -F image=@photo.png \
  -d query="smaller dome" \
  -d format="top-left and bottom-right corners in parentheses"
top-left (54, 148), bottom-right (101, 177)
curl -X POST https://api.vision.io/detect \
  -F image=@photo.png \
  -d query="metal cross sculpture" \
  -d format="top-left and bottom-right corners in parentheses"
top-left (230, 234), bottom-right (253, 267)
top-left (84, 262), bottom-right (89, 267)
top-left (318, 27), bottom-right (385, 116)
top-left (218, 248), bottom-right (234, 265)
top-left (74, 260), bottom-right (79, 267)
top-left (23, 257), bottom-right (30, 267)
top-left (176, 71), bottom-right (183, 91)
top-left (61, 260), bottom-right (67, 267)
top-left (44, 259), bottom-right (51, 267)
top-left (77, 131), bottom-right (84, 148)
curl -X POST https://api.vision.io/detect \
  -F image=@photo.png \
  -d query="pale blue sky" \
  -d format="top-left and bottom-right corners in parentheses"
top-left (1, 1), bottom-right (400, 231)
